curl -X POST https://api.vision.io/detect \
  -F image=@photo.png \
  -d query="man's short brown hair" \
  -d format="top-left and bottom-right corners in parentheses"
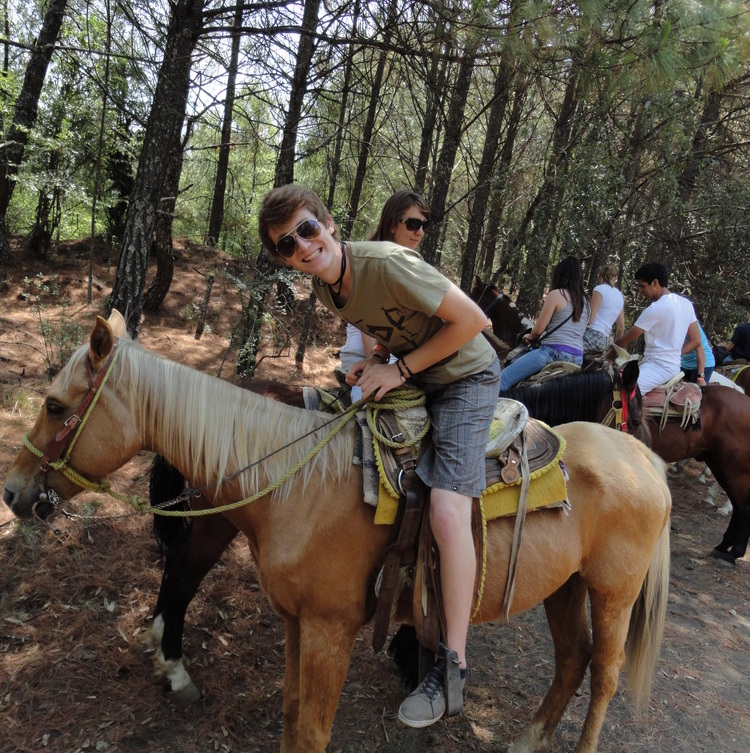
top-left (258, 184), bottom-right (333, 256)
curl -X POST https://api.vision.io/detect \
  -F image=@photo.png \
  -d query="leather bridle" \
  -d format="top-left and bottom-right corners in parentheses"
top-left (23, 342), bottom-right (122, 490)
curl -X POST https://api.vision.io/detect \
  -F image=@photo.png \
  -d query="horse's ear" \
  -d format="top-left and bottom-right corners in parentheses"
top-left (474, 274), bottom-right (483, 286)
top-left (107, 309), bottom-right (128, 339)
top-left (89, 316), bottom-right (117, 369)
top-left (621, 359), bottom-right (640, 391)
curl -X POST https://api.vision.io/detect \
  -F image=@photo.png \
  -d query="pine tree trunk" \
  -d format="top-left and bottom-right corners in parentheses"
top-left (207, 2), bottom-right (243, 247)
top-left (0, 0), bottom-right (67, 261)
top-left (420, 38), bottom-right (478, 268)
top-left (109, 0), bottom-right (203, 336)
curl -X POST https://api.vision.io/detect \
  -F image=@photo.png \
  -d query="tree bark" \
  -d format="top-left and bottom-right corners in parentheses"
top-left (207, 2), bottom-right (243, 247)
top-left (414, 15), bottom-right (451, 194)
top-left (459, 62), bottom-right (513, 291)
top-left (108, 0), bottom-right (203, 336)
top-left (512, 55), bottom-right (582, 315)
top-left (273, 0), bottom-right (321, 187)
top-left (142, 125), bottom-right (190, 313)
top-left (89, 0), bottom-right (113, 303)
top-left (420, 37), bottom-right (478, 268)
top-left (482, 77), bottom-right (527, 280)
top-left (0, 0), bottom-right (67, 262)
top-left (343, 1), bottom-right (397, 237)
top-left (326, 0), bottom-right (360, 209)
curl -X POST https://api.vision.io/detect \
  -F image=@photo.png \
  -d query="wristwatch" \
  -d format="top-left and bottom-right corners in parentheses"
top-left (370, 343), bottom-right (390, 363)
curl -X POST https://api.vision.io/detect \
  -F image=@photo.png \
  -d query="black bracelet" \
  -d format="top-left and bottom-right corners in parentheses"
top-left (400, 357), bottom-right (415, 378)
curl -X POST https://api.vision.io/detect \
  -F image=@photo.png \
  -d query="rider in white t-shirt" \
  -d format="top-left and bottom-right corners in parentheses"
top-left (615, 262), bottom-right (701, 394)
top-left (583, 263), bottom-right (625, 352)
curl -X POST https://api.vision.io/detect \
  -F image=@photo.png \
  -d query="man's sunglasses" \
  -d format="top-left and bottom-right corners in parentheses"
top-left (275, 217), bottom-right (322, 258)
top-left (400, 217), bottom-right (431, 232)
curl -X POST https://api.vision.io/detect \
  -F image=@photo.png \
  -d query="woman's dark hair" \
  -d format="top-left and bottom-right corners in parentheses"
top-left (368, 190), bottom-right (431, 242)
top-left (550, 255), bottom-right (587, 322)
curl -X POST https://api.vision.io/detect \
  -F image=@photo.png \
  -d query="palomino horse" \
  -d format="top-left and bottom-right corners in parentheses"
top-left (470, 276), bottom-right (532, 347)
top-left (3, 312), bottom-right (672, 753)
top-left (148, 361), bottom-right (647, 691)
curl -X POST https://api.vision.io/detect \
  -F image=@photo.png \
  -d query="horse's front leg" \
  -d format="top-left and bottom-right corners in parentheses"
top-left (283, 614), bottom-right (360, 753)
top-left (280, 617), bottom-right (301, 752)
top-left (146, 512), bottom-right (239, 703)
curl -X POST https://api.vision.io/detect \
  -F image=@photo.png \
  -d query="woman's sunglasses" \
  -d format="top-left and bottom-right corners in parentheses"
top-left (275, 217), bottom-right (322, 258)
top-left (400, 217), bottom-right (431, 232)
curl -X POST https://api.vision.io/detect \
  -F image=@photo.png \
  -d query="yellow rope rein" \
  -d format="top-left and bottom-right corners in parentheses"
top-left (25, 382), bottom-right (429, 519)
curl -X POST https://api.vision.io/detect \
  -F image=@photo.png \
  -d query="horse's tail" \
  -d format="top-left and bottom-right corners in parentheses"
top-left (150, 454), bottom-right (192, 554)
top-left (624, 518), bottom-right (670, 711)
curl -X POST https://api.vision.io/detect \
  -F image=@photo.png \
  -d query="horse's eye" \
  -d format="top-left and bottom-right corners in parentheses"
top-left (45, 401), bottom-right (66, 416)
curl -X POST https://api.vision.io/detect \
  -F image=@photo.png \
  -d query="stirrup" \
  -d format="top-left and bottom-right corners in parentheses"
top-left (440, 644), bottom-right (463, 716)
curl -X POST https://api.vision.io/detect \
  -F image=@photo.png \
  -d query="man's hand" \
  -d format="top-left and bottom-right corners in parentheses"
top-left (356, 362), bottom-right (405, 401)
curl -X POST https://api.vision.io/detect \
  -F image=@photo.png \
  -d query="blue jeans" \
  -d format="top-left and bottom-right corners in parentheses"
top-left (683, 367), bottom-right (714, 383)
top-left (500, 345), bottom-right (582, 391)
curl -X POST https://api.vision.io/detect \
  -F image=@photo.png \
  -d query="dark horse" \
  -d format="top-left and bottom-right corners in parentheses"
top-left (643, 385), bottom-right (750, 563)
top-left (148, 361), bottom-right (646, 692)
top-left (470, 276), bottom-right (532, 347)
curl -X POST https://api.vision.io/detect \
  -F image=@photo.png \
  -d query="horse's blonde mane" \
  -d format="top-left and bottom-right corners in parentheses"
top-left (61, 340), bottom-right (356, 504)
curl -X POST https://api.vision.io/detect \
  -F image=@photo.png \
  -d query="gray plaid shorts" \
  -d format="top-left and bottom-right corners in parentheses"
top-left (416, 358), bottom-right (501, 498)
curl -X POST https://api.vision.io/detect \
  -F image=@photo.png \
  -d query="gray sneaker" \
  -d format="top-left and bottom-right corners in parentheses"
top-left (397, 659), bottom-right (464, 728)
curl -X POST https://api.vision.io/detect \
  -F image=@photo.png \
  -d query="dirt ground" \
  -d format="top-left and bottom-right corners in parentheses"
top-left (1, 239), bottom-right (749, 753)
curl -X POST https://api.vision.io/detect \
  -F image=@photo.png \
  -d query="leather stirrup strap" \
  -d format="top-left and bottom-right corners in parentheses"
top-left (413, 503), bottom-right (442, 655)
top-left (372, 447), bottom-right (425, 653)
top-left (502, 431), bottom-right (530, 621)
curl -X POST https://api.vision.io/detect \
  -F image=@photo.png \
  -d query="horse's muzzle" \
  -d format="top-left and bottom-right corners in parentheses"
top-left (2, 479), bottom-right (57, 521)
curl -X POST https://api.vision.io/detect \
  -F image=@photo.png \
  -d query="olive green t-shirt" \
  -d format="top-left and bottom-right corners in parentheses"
top-left (312, 241), bottom-right (495, 385)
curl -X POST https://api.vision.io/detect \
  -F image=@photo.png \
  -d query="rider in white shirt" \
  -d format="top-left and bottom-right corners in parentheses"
top-left (615, 262), bottom-right (701, 394)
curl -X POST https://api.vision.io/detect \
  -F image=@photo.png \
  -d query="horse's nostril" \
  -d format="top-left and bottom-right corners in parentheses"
top-left (2, 486), bottom-right (16, 509)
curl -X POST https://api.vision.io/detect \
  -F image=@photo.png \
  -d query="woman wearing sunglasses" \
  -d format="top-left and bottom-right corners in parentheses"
top-left (258, 184), bottom-right (500, 729)
top-left (340, 191), bottom-right (432, 399)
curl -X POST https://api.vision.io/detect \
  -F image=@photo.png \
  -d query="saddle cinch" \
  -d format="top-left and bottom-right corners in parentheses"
top-left (642, 371), bottom-right (702, 432)
top-left (368, 399), bottom-right (568, 692)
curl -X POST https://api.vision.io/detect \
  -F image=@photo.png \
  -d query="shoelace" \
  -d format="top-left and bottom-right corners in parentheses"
top-left (419, 661), bottom-right (445, 700)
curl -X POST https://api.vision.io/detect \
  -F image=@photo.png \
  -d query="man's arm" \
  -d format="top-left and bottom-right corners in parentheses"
top-left (681, 321), bottom-right (701, 355)
top-left (695, 344), bottom-right (706, 383)
top-left (615, 324), bottom-right (644, 349)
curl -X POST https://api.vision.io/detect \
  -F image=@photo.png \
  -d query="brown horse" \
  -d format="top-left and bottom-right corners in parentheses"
top-left (147, 360), bottom-right (647, 691)
top-left (3, 313), bottom-right (672, 753)
top-left (644, 385), bottom-right (750, 563)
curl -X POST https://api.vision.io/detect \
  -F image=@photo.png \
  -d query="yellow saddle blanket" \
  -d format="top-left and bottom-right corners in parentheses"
top-left (373, 413), bottom-right (569, 525)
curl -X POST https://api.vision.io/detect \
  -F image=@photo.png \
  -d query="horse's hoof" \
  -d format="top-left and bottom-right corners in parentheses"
top-left (710, 549), bottom-right (737, 566)
top-left (167, 682), bottom-right (202, 706)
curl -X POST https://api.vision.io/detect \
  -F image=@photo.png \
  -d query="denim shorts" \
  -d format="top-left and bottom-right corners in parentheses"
top-left (416, 359), bottom-right (501, 498)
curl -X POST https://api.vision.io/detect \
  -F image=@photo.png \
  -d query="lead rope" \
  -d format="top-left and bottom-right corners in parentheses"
top-left (33, 386), bottom-right (429, 522)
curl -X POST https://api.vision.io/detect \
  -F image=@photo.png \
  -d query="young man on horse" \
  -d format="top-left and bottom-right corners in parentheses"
top-left (615, 262), bottom-right (701, 394)
top-left (258, 185), bottom-right (501, 729)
